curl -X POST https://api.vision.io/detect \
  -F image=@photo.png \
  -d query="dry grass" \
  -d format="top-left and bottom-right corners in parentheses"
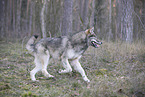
top-left (0, 40), bottom-right (144, 97)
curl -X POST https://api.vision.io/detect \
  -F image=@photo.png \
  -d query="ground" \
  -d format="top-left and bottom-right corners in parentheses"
top-left (0, 39), bottom-right (144, 97)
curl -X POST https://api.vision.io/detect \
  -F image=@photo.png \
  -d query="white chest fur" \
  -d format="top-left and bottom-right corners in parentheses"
top-left (66, 49), bottom-right (83, 59)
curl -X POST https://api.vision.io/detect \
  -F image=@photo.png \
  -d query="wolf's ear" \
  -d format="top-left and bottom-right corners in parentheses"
top-left (85, 27), bottom-right (94, 35)
top-left (85, 29), bottom-right (89, 35)
top-left (90, 27), bottom-right (94, 33)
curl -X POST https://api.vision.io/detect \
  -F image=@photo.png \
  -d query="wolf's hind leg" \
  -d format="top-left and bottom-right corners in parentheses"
top-left (59, 58), bottom-right (72, 73)
top-left (71, 59), bottom-right (90, 83)
top-left (30, 57), bottom-right (42, 81)
top-left (41, 51), bottom-right (54, 78)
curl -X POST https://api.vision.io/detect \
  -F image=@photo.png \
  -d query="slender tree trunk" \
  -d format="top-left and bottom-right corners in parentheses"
top-left (142, 0), bottom-right (145, 25)
top-left (29, 0), bottom-right (33, 36)
top-left (41, 0), bottom-right (47, 38)
top-left (32, 1), bottom-right (36, 35)
top-left (89, 0), bottom-right (95, 27)
top-left (82, 0), bottom-right (89, 29)
top-left (142, 0), bottom-right (145, 41)
top-left (16, 0), bottom-right (22, 37)
top-left (9, 0), bottom-right (12, 33)
top-left (6, 0), bottom-right (10, 36)
top-left (25, 0), bottom-right (30, 34)
top-left (0, 0), bottom-right (5, 38)
top-left (62, 0), bottom-right (73, 36)
top-left (108, 0), bottom-right (112, 41)
top-left (73, 0), bottom-right (81, 32)
top-left (12, 0), bottom-right (15, 35)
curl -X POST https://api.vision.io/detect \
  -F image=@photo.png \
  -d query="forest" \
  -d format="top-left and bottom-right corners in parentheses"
top-left (0, 0), bottom-right (145, 42)
top-left (0, 0), bottom-right (145, 97)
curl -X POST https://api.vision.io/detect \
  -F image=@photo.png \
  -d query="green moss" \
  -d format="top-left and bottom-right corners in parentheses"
top-left (21, 91), bottom-right (37, 97)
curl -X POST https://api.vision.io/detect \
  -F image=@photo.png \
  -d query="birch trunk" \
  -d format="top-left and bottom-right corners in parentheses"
top-left (41, 0), bottom-right (47, 38)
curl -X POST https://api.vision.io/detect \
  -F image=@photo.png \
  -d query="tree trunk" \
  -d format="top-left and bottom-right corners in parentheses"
top-left (82, 0), bottom-right (89, 29)
top-left (32, 1), bottom-right (36, 36)
top-left (0, 0), bottom-right (6, 38)
top-left (117, 0), bottom-right (134, 42)
top-left (142, 0), bottom-right (145, 25)
top-left (29, 0), bottom-right (33, 36)
top-left (108, 0), bottom-right (112, 41)
top-left (89, 0), bottom-right (95, 27)
top-left (41, 0), bottom-right (47, 38)
top-left (62, 0), bottom-right (73, 36)
top-left (16, 0), bottom-right (22, 37)
top-left (142, 0), bottom-right (145, 41)
top-left (6, 0), bottom-right (9, 36)
top-left (12, 0), bottom-right (16, 36)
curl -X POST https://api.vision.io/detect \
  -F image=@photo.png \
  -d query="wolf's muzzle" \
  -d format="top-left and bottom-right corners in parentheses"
top-left (91, 40), bottom-right (102, 48)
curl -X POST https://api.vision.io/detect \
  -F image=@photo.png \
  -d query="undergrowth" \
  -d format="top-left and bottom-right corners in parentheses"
top-left (0, 40), bottom-right (144, 97)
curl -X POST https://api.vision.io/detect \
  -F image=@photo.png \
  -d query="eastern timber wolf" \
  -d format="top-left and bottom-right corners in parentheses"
top-left (26, 27), bottom-right (102, 82)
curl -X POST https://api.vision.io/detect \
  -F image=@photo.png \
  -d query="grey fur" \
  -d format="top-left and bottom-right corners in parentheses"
top-left (26, 27), bottom-right (102, 82)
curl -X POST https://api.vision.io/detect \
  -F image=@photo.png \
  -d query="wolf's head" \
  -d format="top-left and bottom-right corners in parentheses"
top-left (85, 27), bottom-right (102, 48)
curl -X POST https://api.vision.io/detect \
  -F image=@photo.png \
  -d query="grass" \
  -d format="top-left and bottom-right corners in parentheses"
top-left (0, 40), bottom-right (144, 97)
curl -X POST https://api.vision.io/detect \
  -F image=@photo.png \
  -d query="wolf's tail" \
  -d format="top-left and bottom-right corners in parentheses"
top-left (26, 35), bottom-right (38, 54)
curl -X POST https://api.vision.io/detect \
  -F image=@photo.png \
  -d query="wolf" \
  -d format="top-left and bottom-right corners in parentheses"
top-left (26, 27), bottom-right (102, 82)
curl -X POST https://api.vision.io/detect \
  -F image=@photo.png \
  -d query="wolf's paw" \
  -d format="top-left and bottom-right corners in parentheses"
top-left (58, 69), bottom-right (72, 74)
top-left (58, 69), bottom-right (66, 73)
top-left (31, 79), bottom-right (39, 82)
top-left (48, 75), bottom-right (55, 78)
top-left (83, 77), bottom-right (90, 83)
top-left (45, 74), bottom-right (54, 78)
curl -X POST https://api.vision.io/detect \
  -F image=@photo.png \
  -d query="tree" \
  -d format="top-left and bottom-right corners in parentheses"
top-left (117, 0), bottom-right (134, 42)
top-left (89, 0), bottom-right (95, 27)
top-left (0, 0), bottom-right (5, 38)
top-left (0, 0), bottom-right (144, 41)
top-left (142, 0), bottom-right (145, 25)
top-left (16, 0), bottom-right (22, 37)
top-left (81, 0), bottom-right (89, 29)
top-left (41, 0), bottom-right (47, 38)
top-left (108, 0), bottom-right (112, 41)
top-left (62, 0), bottom-right (73, 36)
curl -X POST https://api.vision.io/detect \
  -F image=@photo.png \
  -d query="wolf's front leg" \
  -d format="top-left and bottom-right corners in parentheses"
top-left (71, 59), bottom-right (90, 83)
top-left (59, 58), bottom-right (72, 73)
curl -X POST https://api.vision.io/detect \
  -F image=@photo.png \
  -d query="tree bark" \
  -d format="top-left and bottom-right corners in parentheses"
top-left (117, 0), bottom-right (134, 42)
top-left (12, 0), bottom-right (16, 36)
top-left (142, 0), bottom-right (145, 25)
top-left (82, 0), bottom-right (89, 29)
top-left (142, 0), bottom-right (145, 41)
top-left (29, 0), bottom-right (33, 36)
top-left (108, 0), bottom-right (112, 41)
top-left (89, 0), bottom-right (95, 27)
top-left (41, 0), bottom-right (47, 38)
top-left (62, 0), bottom-right (73, 36)
top-left (16, 0), bottom-right (22, 37)
top-left (0, 0), bottom-right (6, 38)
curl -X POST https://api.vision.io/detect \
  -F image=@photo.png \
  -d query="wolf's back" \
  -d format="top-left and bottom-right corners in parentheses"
top-left (26, 35), bottom-right (38, 54)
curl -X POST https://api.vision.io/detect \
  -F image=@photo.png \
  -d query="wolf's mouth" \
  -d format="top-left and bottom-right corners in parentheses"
top-left (91, 41), bottom-right (102, 48)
